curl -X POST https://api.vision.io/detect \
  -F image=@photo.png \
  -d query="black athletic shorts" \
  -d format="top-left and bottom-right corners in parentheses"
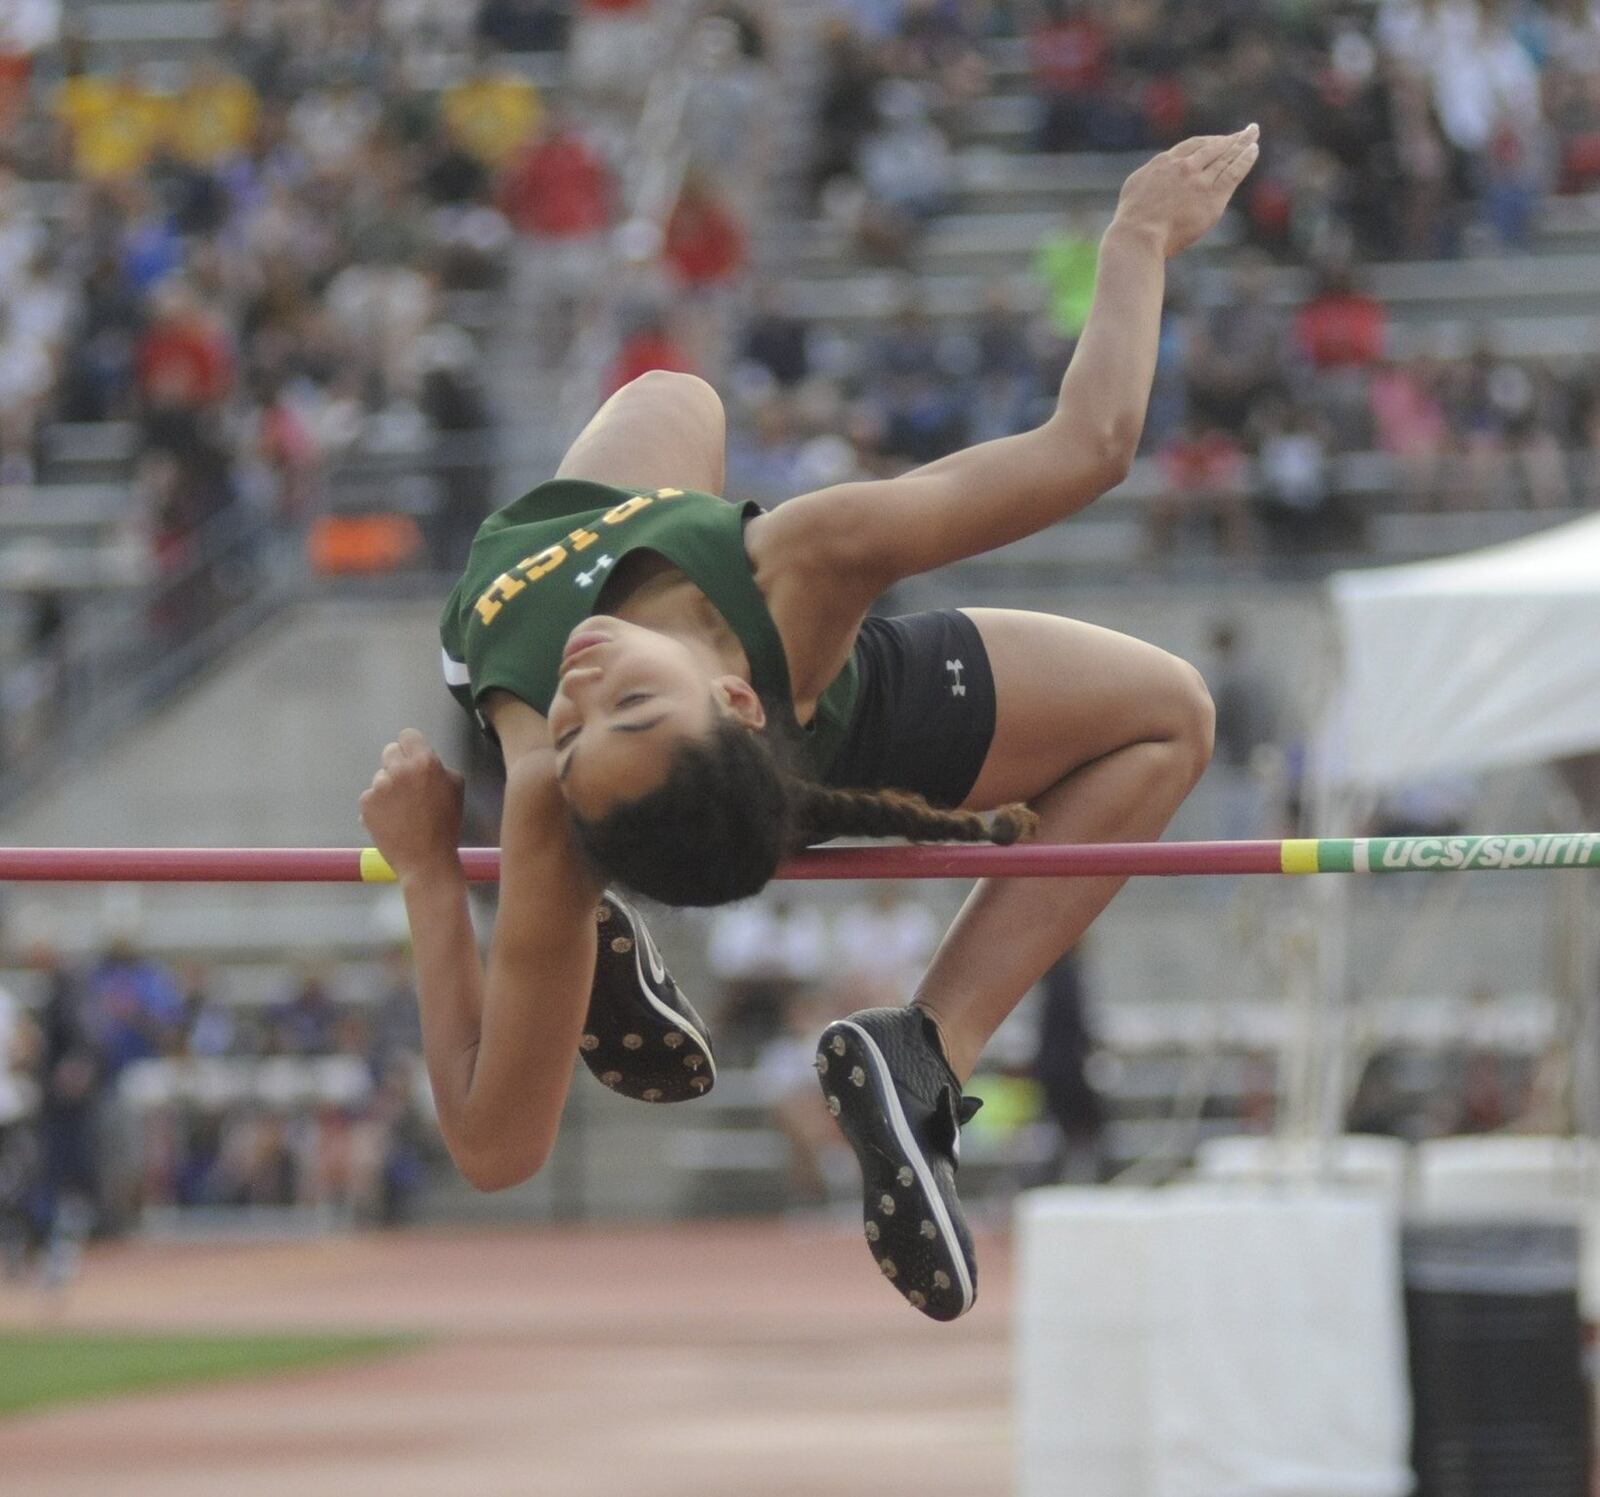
top-left (823, 609), bottom-right (998, 809)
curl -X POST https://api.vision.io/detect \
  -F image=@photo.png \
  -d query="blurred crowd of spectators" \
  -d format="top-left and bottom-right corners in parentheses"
top-left (805, 0), bottom-right (1600, 263)
top-left (0, 929), bottom-right (432, 1285)
top-left (0, 0), bottom-right (767, 579)
top-left (4, 0), bottom-right (1600, 595)
top-left (724, 265), bottom-right (1600, 564)
top-left (0, 0), bottom-right (779, 765)
top-left (0, 0), bottom-right (556, 573)
top-left (703, 0), bottom-right (1600, 564)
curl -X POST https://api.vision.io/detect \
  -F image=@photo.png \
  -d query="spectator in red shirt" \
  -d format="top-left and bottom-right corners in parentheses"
top-left (499, 115), bottom-right (614, 364)
top-left (1294, 264), bottom-right (1387, 371)
top-left (1151, 415), bottom-right (1252, 559)
top-left (252, 373), bottom-right (319, 525)
top-left (604, 310), bottom-right (697, 395)
top-left (1030, 0), bottom-right (1112, 151)
top-left (134, 280), bottom-right (236, 540)
top-left (0, 0), bottom-right (56, 136)
top-left (135, 279), bottom-right (233, 414)
top-left (498, 117), bottom-right (613, 239)
top-left (662, 174), bottom-right (746, 288)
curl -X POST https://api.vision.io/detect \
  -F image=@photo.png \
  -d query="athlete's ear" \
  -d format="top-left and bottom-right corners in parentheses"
top-left (714, 675), bottom-right (767, 730)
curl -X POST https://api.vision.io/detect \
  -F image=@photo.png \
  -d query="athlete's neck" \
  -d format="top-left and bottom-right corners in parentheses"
top-left (612, 569), bottom-right (753, 686)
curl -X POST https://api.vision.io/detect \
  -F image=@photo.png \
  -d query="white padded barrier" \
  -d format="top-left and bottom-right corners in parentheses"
top-left (1192, 1134), bottom-right (1409, 1209)
top-left (118, 1057), bottom-right (374, 1112)
top-left (1015, 1186), bottom-right (1412, 1497)
top-left (310, 1055), bottom-right (375, 1108)
top-left (1411, 1135), bottom-right (1600, 1321)
top-left (1412, 1135), bottom-right (1598, 1221)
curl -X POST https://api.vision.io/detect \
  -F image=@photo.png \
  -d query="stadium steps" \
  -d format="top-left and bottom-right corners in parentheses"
top-left (766, 192), bottom-right (1600, 275)
top-left (0, 484), bottom-right (148, 590)
top-left (0, 401), bottom-right (301, 816)
top-left (38, 421), bottom-right (139, 484)
top-left (768, 257), bottom-right (1600, 333)
top-left (0, 432), bottom-right (148, 626)
top-left (927, 503), bottom-right (1594, 585)
top-left (81, 0), bottom-right (218, 54)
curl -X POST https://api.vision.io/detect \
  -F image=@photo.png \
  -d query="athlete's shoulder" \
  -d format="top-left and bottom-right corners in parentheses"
top-left (743, 484), bottom-right (876, 589)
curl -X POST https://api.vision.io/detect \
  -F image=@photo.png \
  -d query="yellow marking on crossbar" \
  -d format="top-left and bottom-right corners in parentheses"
top-left (360, 848), bottom-right (397, 883)
top-left (1280, 840), bottom-right (1319, 875)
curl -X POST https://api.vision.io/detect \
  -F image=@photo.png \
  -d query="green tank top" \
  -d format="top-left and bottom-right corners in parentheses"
top-left (439, 479), bottom-right (860, 780)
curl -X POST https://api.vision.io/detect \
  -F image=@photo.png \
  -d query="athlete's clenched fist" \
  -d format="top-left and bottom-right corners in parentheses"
top-left (359, 728), bottom-right (465, 880)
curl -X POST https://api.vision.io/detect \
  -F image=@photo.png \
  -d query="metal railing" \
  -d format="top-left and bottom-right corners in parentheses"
top-left (0, 502), bottom-right (296, 810)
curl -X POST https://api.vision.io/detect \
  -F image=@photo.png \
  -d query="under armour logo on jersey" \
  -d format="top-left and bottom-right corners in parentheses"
top-left (946, 659), bottom-right (966, 697)
top-left (575, 555), bottom-right (616, 589)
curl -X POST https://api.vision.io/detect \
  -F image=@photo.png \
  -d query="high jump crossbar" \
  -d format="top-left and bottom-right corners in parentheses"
top-left (0, 834), bottom-right (1597, 882)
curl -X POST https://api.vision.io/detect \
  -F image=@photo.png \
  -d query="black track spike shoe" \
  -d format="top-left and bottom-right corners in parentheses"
top-left (816, 1006), bottom-right (982, 1322)
top-left (579, 892), bottom-right (716, 1103)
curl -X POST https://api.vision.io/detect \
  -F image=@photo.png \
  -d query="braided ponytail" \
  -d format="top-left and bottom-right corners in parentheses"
top-left (787, 781), bottom-right (1038, 851)
top-left (569, 695), bottom-right (1037, 909)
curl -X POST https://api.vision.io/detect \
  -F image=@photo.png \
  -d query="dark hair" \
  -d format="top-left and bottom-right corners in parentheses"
top-left (569, 698), bottom-right (1038, 908)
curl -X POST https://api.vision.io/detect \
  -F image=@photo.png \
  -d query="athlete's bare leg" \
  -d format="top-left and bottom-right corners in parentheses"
top-left (913, 608), bottom-right (1214, 1081)
top-left (556, 370), bottom-right (727, 494)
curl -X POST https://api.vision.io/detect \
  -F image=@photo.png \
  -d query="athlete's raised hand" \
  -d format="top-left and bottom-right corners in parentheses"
top-left (359, 727), bottom-right (465, 880)
top-left (1111, 124), bottom-right (1260, 259)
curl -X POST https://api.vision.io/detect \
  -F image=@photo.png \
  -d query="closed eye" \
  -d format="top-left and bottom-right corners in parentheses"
top-left (554, 693), bottom-right (654, 751)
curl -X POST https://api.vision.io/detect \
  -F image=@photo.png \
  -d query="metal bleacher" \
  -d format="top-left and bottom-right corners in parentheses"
top-left (0, 424), bottom-right (146, 615)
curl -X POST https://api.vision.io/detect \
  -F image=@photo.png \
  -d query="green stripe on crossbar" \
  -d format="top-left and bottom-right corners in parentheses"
top-left (1318, 840), bottom-right (1356, 873)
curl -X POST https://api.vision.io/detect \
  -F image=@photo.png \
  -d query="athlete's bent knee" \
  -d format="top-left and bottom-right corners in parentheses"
top-left (617, 368), bottom-right (723, 415)
top-left (1166, 661), bottom-right (1215, 782)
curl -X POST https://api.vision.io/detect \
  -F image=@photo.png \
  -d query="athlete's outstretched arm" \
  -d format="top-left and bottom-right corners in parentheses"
top-left (361, 730), bottom-right (603, 1190)
top-left (778, 127), bottom-right (1259, 587)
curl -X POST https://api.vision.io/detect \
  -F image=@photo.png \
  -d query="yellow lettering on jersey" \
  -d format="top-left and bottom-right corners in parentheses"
top-left (473, 490), bottom-right (669, 627)
top-left (474, 570), bottom-right (527, 625)
top-left (516, 543), bottom-right (567, 583)
top-left (602, 495), bottom-right (653, 526)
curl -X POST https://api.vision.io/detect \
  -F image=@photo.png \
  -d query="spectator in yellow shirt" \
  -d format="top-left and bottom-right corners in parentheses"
top-left (441, 53), bottom-right (542, 167)
top-left (169, 57), bottom-right (259, 166)
top-left (54, 65), bottom-right (169, 180)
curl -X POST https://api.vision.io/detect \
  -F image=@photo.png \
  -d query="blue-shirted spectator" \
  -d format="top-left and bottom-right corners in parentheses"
top-left (273, 968), bottom-right (344, 1056)
top-left (83, 939), bottom-right (185, 1076)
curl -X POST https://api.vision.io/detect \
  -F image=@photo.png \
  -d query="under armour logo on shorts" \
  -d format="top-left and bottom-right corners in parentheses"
top-left (945, 659), bottom-right (966, 698)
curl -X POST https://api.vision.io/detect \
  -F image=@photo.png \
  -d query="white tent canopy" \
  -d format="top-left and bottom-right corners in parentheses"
top-left (1324, 513), bottom-right (1600, 793)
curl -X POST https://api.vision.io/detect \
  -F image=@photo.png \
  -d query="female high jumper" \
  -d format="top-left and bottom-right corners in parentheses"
top-left (360, 126), bottom-right (1259, 1321)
